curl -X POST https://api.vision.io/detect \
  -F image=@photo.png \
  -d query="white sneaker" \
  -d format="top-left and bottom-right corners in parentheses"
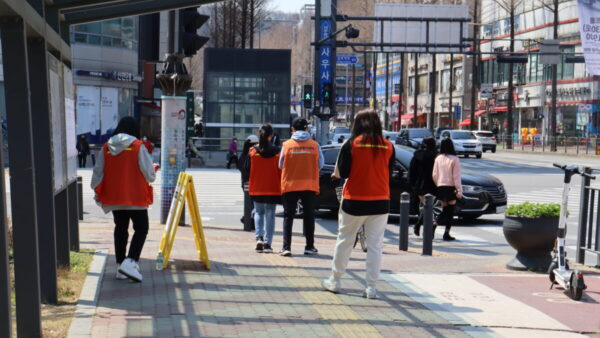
top-left (321, 276), bottom-right (341, 293)
top-left (115, 267), bottom-right (128, 280)
top-left (363, 286), bottom-right (377, 299)
top-left (118, 258), bottom-right (143, 282)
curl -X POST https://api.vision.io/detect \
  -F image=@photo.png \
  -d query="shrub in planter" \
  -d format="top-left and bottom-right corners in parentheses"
top-left (503, 202), bottom-right (560, 271)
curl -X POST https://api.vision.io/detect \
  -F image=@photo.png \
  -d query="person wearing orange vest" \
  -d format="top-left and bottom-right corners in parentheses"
top-left (278, 118), bottom-right (324, 257)
top-left (91, 117), bottom-right (156, 282)
top-left (322, 110), bottom-right (395, 299)
top-left (244, 124), bottom-right (282, 253)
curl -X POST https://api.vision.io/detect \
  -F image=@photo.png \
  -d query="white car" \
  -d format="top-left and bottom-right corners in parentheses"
top-left (472, 130), bottom-right (497, 153)
top-left (440, 130), bottom-right (483, 158)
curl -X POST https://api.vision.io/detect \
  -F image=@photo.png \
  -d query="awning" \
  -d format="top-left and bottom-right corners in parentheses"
top-left (475, 110), bottom-right (486, 116)
top-left (493, 106), bottom-right (508, 112)
top-left (401, 113), bottom-right (425, 120)
top-left (458, 119), bottom-right (477, 126)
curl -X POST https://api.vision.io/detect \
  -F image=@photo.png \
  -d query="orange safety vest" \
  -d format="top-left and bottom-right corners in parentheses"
top-left (343, 136), bottom-right (393, 201)
top-left (248, 147), bottom-right (282, 196)
top-left (280, 138), bottom-right (320, 194)
top-left (95, 140), bottom-right (153, 207)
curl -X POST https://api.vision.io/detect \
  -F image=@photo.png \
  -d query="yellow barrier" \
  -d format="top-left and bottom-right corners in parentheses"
top-left (158, 172), bottom-right (210, 270)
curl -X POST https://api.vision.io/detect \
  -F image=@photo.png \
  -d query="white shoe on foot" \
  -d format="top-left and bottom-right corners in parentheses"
top-left (363, 286), bottom-right (377, 299)
top-left (118, 258), bottom-right (143, 282)
top-left (321, 276), bottom-right (341, 293)
top-left (115, 267), bottom-right (128, 280)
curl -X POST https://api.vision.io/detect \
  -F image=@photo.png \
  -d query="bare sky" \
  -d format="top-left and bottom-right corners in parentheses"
top-left (271, 0), bottom-right (313, 13)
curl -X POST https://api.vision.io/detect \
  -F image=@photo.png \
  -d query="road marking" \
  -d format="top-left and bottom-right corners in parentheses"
top-left (385, 273), bottom-right (572, 332)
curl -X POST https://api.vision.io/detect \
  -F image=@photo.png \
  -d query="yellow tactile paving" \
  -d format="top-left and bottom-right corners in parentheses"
top-left (264, 254), bottom-right (383, 338)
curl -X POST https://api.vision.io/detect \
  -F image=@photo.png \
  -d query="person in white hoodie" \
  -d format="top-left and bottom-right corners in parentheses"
top-left (91, 117), bottom-right (156, 282)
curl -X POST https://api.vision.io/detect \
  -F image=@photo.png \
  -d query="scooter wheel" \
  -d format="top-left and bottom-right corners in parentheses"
top-left (548, 261), bottom-right (557, 283)
top-left (570, 272), bottom-right (584, 301)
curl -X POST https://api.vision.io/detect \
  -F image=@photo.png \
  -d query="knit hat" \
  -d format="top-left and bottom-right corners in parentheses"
top-left (247, 135), bottom-right (259, 143)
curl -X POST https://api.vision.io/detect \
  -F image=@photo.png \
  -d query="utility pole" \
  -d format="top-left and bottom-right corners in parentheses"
top-left (413, 53), bottom-right (419, 126)
top-left (385, 53), bottom-right (390, 130)
top-left (399, 52), bottom-right (405, 130)
top-left (506, 2), bottom-right (516, 149)
top-left (449, 53), bottom-right (454, 128)
top-left (469, 0), bottom-right (479, 131)
top-left (363, 51), bottom-right (368, 107)
top-left (550, 0), bottom-right (559, 151)
top-left (351, 63), bottom-right (356, 121)
top-left (429, 54), bottom-right (436, 131)
top-left (373, 53), bottom-right (378, 110)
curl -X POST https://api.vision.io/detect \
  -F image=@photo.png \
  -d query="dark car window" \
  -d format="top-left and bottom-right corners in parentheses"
top-left (323, 149), bottom-right (339, 165)
top-left (451, 131), bottom-right (476, 140)
top-left (409, 129), bottom-right (433, 139)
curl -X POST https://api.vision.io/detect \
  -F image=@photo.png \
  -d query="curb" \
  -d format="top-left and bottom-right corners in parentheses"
top-left (67, 249), bottom-right (108, 338)
top-left (496, 149), bottom-right (599, 159)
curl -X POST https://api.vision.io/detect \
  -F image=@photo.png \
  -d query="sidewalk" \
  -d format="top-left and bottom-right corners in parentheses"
top-left (75, 217), bottom-right (600, 337)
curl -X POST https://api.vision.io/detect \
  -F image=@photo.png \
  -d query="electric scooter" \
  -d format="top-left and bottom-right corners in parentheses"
top-left (548, 163), bottom-right (595, 301)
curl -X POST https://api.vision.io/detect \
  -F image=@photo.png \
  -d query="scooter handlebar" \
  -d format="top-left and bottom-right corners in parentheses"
top-left (553, 163), bottom-right (565, 169)
top-left (582, 172), bottom-right (596, 180)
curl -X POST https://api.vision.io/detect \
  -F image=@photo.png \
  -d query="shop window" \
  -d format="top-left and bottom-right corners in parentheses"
top-left (102, 19), bottom-right (121, 37)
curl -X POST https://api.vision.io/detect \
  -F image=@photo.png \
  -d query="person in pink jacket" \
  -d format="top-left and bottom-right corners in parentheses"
top-left (432, 138), bottom-right (463, 241)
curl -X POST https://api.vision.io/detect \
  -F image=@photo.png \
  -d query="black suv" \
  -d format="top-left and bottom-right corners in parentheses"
top-left (395, 128), bottom-right (434, 149)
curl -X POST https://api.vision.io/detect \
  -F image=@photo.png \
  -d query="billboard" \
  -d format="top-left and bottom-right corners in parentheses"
top-left (577, 0), bottom-right (600, 75)
top-left (373, 4), bottom-right (469, 53)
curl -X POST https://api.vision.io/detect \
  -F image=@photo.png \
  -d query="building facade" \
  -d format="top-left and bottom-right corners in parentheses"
top-left (71, 17), bottom-right (140, 143)
top-left (479, 0), bottom-right (593, 138)
top-left (203, 48), bottom-right (291, 145)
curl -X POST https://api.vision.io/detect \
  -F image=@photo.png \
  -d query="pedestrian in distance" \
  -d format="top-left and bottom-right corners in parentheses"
top-left (322, 109), bottom-right (395, 299)
top-left (245, 124), bottom-right (282, 254)
top-left (432, 138), bottom-right (462, 241)
top-left (239, 135), bottom-right (259, 231)
top-left (226, 137), bottom-right (238, 169)
top-left (409, 136), bottom-right (438, 236)
top-left (279, 117), bottom-right (324, 257)
top-left (76, 134), bottom-right (90, 168)
top-left (91, 117), bottom-right (156, 282)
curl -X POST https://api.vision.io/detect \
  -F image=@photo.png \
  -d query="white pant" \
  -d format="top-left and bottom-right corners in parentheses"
top-left (331, 210), bottom-right (388, 287)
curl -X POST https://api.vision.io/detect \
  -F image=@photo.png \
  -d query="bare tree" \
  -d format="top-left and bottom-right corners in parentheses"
top-left (492, 0), bottom-right (523, 149)
top-left (207, 0), bottom-right (270, 49)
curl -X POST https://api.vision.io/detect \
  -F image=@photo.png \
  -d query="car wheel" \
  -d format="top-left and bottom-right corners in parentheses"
top-left (464, 154), bottom-right (469, 158)
top-left (492, 146), bottom-right (497, 153)
top-left (476, 153), bottom-right (482, 159)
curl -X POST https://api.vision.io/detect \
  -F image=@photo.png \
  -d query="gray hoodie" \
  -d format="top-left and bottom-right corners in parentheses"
top-left (91, 133), bottom-right (156, 213)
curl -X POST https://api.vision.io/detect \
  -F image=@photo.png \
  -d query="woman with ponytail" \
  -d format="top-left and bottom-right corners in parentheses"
top-left (244, 124), bottom-right (282, 253)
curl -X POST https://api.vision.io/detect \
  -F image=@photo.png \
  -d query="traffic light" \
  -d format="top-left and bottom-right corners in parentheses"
top-left (303, 85), bottom-right (313, 109)
top-left (179, 8), bottom-right (210, 57)
top-left (322, 82), bottom-right (333, 108)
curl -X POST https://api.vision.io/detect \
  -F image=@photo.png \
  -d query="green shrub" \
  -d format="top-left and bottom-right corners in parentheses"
top-left (505, 202), bottom-right (561, 218)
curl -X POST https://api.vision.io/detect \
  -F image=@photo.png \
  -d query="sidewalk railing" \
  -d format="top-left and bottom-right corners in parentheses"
top-left (577, 167), bottom-right (600, 267)
top-left (496, 136), bottom-right (600, 156)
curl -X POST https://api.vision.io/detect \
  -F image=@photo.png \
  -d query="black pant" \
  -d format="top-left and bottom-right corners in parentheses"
top-left (112, 209), bottom-right (149, 264)
top-left (78, 154), bottom-right (87, 168)
top-left (282, 191), bottom-right (316, 251)
top-left (226, 153), bottom-right (238, 169)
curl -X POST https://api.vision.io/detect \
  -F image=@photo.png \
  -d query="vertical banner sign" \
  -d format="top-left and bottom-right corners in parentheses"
top-left (160, 97), bottom-right (187, 224)
top-left (578, 0), bottom-right (600, 75)
top-left (75, 86), bottom-right (101, 135)
top-left (186, 91), bottom-right (195, 141)
top-left (64, 67), bottom-right (78, 182)
top-left (100, 87), bottom-right (119, 135)
top-left (319, 19), bottom-right (332, 107)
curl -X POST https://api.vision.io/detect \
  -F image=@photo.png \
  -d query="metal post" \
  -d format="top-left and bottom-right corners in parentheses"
top-left (422, 194), bottom-right (434, 256)
top-left (429, 54), bottom-right (436, 131)
top-left (385, 53), bottom-right (390, 129)
top-left (449, 53), bottom-right (454, 128)
top-left (399, 52), bottom-right (404, 129)
top-left (0, 63), bottom-right (11, 338)
top-left (0, 16), bottom-right (42, 337)
top-left (68, 181), bottom-right (80, 252)
top-left (373, 53), bottom-right (378, 110)
top-left (27, 37), bottom-right (58, 304)
top-left (399, 192), bottom-right (410, 251)
top-left (577, 167), bottom-right (592, 264)
top-left (77, 176), bottom-right (84, 220)
top-left (469, 0), bottom-right (479, 131)
top-left (351, 63), bottom-right (356, 121)
top-left (363, 51), bottom-right (368, 107)
top-left (55, 189), bottom-right (70, 267)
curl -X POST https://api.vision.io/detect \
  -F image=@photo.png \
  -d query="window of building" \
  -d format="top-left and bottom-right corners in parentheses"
top-left (71, 17), bottom-right (138, 51)
top-left (453, 67), bottom-right (463, 91)
top-left (418, 74), bottom-right (428, 94)
top-left (561, 46), bottom-right (575, 80)
top-left (408, 76), bottom-right (415, 95)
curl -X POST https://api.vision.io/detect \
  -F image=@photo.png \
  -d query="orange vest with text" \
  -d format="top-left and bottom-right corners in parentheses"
top-left (280, 138), bottom-right (320, 194)
top-left (343, 136), bottom-right (393, 201)
top-left (95, 140), bottom-right (153, 206)
top-left (249, 147), bottom-right (282, 196)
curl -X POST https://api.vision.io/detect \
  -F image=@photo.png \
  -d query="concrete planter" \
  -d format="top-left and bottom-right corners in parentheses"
top-left (503, 215), bottom-right (559, 271)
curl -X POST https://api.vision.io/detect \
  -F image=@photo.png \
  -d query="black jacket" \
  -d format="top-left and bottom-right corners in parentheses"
top-left (409, 149), bottom-right (437, 196)
top-left (243, 143), bottom-right (282, 204)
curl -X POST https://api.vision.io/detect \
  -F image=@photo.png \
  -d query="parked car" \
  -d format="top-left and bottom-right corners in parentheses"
top-left (383, 131), bottom-right (398, 142)
top-left (434, 127), bottom-right (452, 139)
top-left (472, 130), bottom-right (497, 153)
top-left (439, 130), bottom-right (483, 158)
top-left (316, 144), bottom-right (507, 220)
top-left (395, 128), bottom-right (434, 149)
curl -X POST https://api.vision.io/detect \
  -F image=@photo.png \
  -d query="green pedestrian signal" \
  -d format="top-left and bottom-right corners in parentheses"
top-left (322, 82), bottom-right (333, 108)
top-left (303, 85), bottom-right (313, 109)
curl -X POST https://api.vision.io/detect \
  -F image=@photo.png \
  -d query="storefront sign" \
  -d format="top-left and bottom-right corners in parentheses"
top-left (480, 83), bottom-right (493, 99)
top-left (76, 69), bottom-right (141, 82)
top-left (577, 0), bottom-right (600, 75)
top-left (545, 87), bottom-right (592, 97)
